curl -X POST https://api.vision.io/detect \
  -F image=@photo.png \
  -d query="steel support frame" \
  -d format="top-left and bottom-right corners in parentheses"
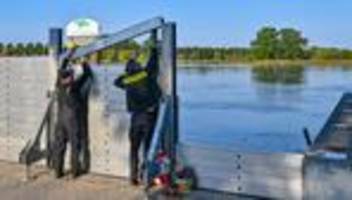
top-left (48, 17), bottom-right (178, 178)
top-left (161, 23), bottom-right (178, 181)
top-left (61, 17), bottom-right (165, 61)
top-left (47, 28), bottom-right (63, 168)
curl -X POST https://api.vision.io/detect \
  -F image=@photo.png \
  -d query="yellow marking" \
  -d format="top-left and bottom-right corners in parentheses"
top-left (123, 71), bottom-right (148, 85)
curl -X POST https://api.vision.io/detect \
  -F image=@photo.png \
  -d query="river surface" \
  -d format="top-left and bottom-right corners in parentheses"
top-left (178, 65), bottom-right (352, 153)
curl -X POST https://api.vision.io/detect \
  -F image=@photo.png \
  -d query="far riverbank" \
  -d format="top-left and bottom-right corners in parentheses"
top-left (178, 59), bottom-right (352, 68)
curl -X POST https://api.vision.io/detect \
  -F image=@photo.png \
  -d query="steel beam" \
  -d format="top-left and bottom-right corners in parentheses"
top-left (161, 23), bottom-right (178, 185)
top-left (61, 17), bottom-right (165, 61)
top-left (161, 23), bottom-right (178, 143)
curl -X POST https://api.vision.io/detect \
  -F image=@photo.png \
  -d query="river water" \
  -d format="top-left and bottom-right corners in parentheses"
top-left (178, 65), bottom-right (352, 153)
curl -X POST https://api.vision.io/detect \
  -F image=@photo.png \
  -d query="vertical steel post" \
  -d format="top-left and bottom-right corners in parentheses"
top-left (49, 28), bottom-right (63, 62)
top-left (161, 23), bottom-right (178, 182)
top-left (47, 28), bottom-right (62, 168)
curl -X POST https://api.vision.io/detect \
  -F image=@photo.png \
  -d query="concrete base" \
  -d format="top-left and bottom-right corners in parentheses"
top-left (0, 161), bottom-right (256, 200)
top-left (0, 161), bottom-right (145, 200)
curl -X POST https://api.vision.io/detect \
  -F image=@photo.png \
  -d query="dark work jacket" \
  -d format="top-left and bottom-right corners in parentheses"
top-left (57, 63), bottom-right (93, 121)
top-left (114, 49), bottom-right (161, 113)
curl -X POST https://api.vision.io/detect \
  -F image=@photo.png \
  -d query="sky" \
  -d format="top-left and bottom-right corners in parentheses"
top-left (1, 1), bottom-right (352, 48)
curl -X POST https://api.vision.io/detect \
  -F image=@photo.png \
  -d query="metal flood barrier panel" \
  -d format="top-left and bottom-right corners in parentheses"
top-left (7, 17), bottom-right (176, 179)
top-left (303, 155), bottom-right (352, 199)
top-left (88, 65), bottom-right (171, 177)
top-left (303, 92), bottom-right (352, 200)
top-left (88, 66), bottom-right (130, 177)
top-left (0, 57), bottom-right (56, 162)
top-left (180, 144), bottom-right (304, 199)
top-left (88, 48), bottom-right (174, 177)
top-left (0, 59), bottom-right (170, 178)
top-left (52, 17), bottom-right (176, 178)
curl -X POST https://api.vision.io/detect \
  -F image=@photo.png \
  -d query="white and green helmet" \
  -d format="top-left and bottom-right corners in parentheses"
top-left (66, 18), bottom-right (101, 37)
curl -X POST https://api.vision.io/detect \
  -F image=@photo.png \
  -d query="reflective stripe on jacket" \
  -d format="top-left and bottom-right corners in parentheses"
top-left (122, 71), bottom-right (148, 86)
top-left (114, 49), bottom-right (161, 113)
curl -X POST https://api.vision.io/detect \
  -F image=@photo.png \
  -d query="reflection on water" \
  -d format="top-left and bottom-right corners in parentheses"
top-left (252, 65), bottom-right (305, 107)
top-left (179, 65), bottom-right (352, 153)
top-left (252, 65), bottom-right (305, 85)
top-left (181, 65), bottom-right (244, 75)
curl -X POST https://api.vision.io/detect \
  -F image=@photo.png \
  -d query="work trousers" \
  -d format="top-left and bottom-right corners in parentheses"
top-left (53, 108), bottom-right (81, 178)
top-left (78, 99), bottom-right (90, 173)
top-left (129, 108), bottom-right (158, 181)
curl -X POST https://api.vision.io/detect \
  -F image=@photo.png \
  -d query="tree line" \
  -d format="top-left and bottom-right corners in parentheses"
top-left (178, 47), bottom-right (252, 63)
top-left (0, 43), bottom-right (48, 56)
top-left (2, 27), bottom-right (352, 63)
top-left (179, 27), bottom-right (352, 63)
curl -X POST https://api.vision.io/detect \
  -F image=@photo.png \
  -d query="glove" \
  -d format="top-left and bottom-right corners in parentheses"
top-left (114, 76), bottom-right (125, 89)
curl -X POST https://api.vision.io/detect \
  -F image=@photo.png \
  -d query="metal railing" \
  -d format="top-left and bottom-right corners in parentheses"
top-left (312, 93), bottom-right (352, 151)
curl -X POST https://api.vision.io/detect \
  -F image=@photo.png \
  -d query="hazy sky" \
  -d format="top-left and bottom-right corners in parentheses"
top-left (1, 1), bottom-right (351, 48)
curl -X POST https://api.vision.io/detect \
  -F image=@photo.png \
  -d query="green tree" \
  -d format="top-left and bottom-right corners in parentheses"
top-left (34, 43), bottom-right (45, 55)
top-left (25, 43), bottom-right (35, 56)
top-left (309, 47), bottom-right (352, 60)
top-left (15, 43), bottom-right (25, 56)
top-left (43, 45), bottom-right (49, 55)
top-left (251, 27), bottom-right (280, 59)
top-left (278, 28), bottom-right (308, 59)
top-left (6, 43), bottom-right (15, 56)
top-left (0, 43), bottom-right (3, 56)
top-left (251, 27), bottom-right (309, 60)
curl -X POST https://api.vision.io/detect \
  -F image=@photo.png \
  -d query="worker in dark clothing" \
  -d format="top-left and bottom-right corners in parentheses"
top-left (53, 51), bottom-right (93, 179)
top-left (114, 47), bottom-right (161, 185)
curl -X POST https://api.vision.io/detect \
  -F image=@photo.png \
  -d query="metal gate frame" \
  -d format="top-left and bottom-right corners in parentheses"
top-left (19, 17), bottom-right (178, 179)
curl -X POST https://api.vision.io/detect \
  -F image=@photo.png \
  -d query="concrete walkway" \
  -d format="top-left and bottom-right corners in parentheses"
top-left (0, 161), bottom-right (254, 200)
top-left (0, 161), bottom-right (145, 200)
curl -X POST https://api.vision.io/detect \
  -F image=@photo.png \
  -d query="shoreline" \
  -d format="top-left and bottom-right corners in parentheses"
top-left (178, 59), bottom-right (352, 68)
top-left (2, 56), bottom-right (352, 68)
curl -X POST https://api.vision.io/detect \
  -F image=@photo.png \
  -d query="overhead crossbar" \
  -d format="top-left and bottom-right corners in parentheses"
top-left (60, 17), bottom-right (165, 61)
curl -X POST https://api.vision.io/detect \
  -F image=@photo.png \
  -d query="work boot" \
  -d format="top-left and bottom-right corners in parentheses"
top-left (67, 173), bottom-right (79, 180)
top-left (130, 177), bottom-right (140, 186)
top-left (54, 170), bottom-right (64, 179)
top-left (70, 169), bottom-right (81, 179)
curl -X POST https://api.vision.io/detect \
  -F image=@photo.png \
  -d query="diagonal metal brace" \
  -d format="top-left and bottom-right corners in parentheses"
top-left (19, 96), bottom-right (55, 180)
top-left (60, 16), bottom-right (165, 61)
